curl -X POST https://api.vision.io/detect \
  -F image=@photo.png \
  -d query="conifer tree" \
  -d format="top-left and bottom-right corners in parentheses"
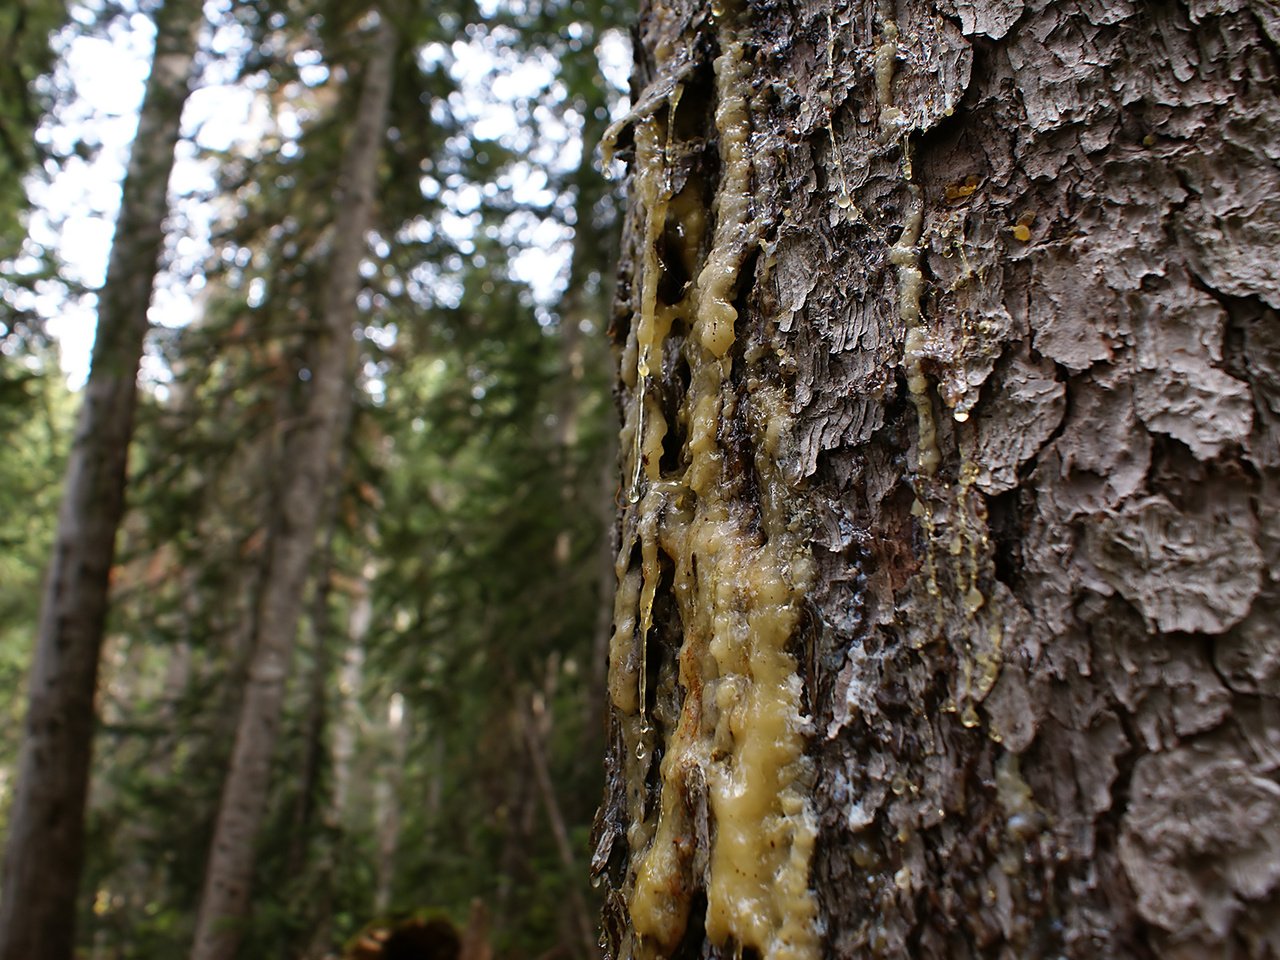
top-left (0, 1), bottom-right (204, 955)
top-left (190, 11), bottom-right (399, 959)
top-left (595, 1), bottom-right (1280, 957)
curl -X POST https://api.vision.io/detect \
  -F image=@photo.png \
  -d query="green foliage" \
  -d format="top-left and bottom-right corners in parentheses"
top-left (0, 0), bottom-right (66, 254)
top-left (24, 0), bottom-right (636, 956)
top-left (0, 354), bottom-right (73, 827)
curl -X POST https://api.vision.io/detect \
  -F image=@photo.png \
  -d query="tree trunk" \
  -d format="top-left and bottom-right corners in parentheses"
top-left (332, 559), bottom-right (376, 821)
top-left (283, 551), bottom-right (336, 884)
top-left (0, 1), bottom-right (203, 956)
top-left (373, 693), bottom-right (409, 915)
top-left (593, 1), bottom-right (1280, 959)
top-left (521, 688), bottom-right (599, 960)
top-left (189, 16), bottom-right (398, 960)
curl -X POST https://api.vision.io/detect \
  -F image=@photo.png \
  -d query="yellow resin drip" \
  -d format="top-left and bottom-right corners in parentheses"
top-left (629, 424), bottom-right (819, 960)
top-left (630, 113), bottom-right (677, 502)
top-left (892, 184), bottom-right (939, 476)
top-left (824, 15), bottom-right (858, 218)
top-left (868, 6), bottom-right (1006, 738)
top-left (616, 19), bottom-right (820, 960)
top-left (874, 21), bottom-right (899, 112)
top-left (873, 7), bottom-right (938, 478)
top-left (694, 38), bottom-right (753, 358)
top-left (955, 459), bottom-right (1003, 726)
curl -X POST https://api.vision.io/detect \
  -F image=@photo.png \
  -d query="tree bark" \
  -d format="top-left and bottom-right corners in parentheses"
top-left (333, 558), bottom-right (376, 820)
top-left (593, 1), bottom-right (1280, 958)
top-left (188, 16), bottom-right (398, 960)
top-left (0, 1), bottom-right (203, 956)
top-left (283, 550), bottom-right (336, 884)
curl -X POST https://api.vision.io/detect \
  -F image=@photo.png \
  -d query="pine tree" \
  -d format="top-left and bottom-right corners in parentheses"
top-left (594, 0), bottom-right (1280, 957)
top-left (189, 11), bottom-right (400, 960)
top-left (0, 1), bottom-right (204, 955)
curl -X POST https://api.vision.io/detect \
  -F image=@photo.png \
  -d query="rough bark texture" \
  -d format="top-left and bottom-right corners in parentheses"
top-left (593, 1), bottom-right (1280, 959)
top-left (188, 17), bottom-right (398, 960)
top-left (0, 1), bottom-right (203, 956)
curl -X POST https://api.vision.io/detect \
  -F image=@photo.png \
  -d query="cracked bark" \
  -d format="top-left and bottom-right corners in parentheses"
top-left (594, 1), bottom-right (1280, 958)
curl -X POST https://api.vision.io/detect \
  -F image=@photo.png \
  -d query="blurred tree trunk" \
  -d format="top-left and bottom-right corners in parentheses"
top-left (0, 0), bottom-right (203, 956)
top-left (373, 692), bottom-right (409, 914)
top-left (593, 1), bottom-right (1280, 959)
top-left (332, 560), bottom-right (375, 819)
top-left (189, 15), bottom-right (398, 960)
top-left (284, 548), bottom-right (336, 884)
top-left (291, 559), bottom-right (373, 960)
top-left (521, 684), bottom-right (597, 960)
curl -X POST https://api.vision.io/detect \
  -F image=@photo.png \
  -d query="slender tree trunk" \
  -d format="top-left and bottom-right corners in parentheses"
top-left (283, 555), bottom-right (335, 883)
top-left (496, 726), bottom-right (539, 924)
top-left (594, 1), bottom-right (1280, 958)
top-left (0, 1), bottom-right (203, 956)
top-left (189, 17), bottom-right (398, 960)
top-left (373, 693), bottom-right (409, 915)
top-left (586, 449), bottom-right (620, 749)
top-left (521, 691), bottom-right (598, 960)
top-left (332, 559), bottom-right (376, 821)
top-left (283, 412), bottom-right (356, 895)
top-left (295, 556), bottom-right (377, 960)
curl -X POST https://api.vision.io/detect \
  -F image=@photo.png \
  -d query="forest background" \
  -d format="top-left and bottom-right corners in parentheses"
top-left (0, 0), bottom-right (629, 957)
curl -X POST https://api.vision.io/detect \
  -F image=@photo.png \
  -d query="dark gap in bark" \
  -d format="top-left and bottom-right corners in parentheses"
top-left (609, 279), bottom-right (633, 348)
top-left (1015, 359), bottom-right (1074, 476)
top-left (962, 28), bottom-right (1003, 86)
top-left (735, 244), bottom-right (762, 317)
top-left (1083, 805), bottom-right (1153, 960)
top-left (1219, 293), bottom-right (1259, 387)
top-left (874, 385), bottom-right (914, 484)
top-left (1204, 290), bottom-right (1277, 453)
top-left (1197, 628), bottom-right (1236, 705)
top-left (668, 891), bottom-right (707, 960)
top-left (986, 487), bottom-right (1023, 591)
top-left (659, 422), bottom-right (685, 478)
top-left (643, 750), bottom-right (664, 830)
top-left (645, 556), bottom-right (683, 838)
top-left (876, 473), bottom-right (920, 604)
top-left (649, 554), bottom-right (680, 728)
top-left (913, 94), bottom-right (970, 170)
top-left (660, 336), bottom-right (690, 477)
top-left (672, 58), bottom-right (715, 145)
top-left (1147, 432), bottom-right (1209, 510)
top-left (657, 246), bottom-right (691, 306)
top-left (793, 595), bottom-right (821, 720)
top-left (1078, 620), bottom-right (1143, 934)
top-left (721, 370), bottom-right (761, 533)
